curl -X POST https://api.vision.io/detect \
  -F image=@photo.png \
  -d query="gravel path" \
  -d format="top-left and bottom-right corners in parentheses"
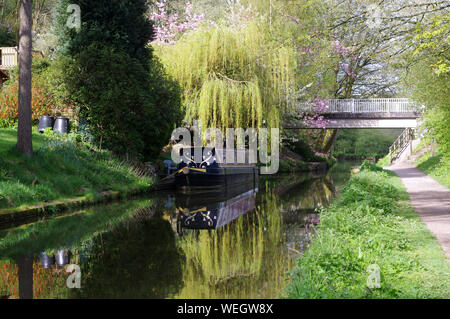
top-left (387, 163), bottom-right (450, 260)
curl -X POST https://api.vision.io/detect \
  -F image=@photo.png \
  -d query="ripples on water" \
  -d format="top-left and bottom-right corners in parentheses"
top-left (0, 162), bottom-right (358, 299)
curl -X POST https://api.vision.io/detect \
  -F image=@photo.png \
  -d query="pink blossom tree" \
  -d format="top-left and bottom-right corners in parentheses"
top-left (150, 1), bottom-right (206, 44)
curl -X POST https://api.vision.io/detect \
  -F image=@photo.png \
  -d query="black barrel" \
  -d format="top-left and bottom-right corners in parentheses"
top-left (38, 115), bottom-right (54, 133)
top-left (40, 252), bottom-right (55, 269)
top-left (54, 250), bottom-right (69, 267)
top-left (53, 116), bottom-right (69, 134)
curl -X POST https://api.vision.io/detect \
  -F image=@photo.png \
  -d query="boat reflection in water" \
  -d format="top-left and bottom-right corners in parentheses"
top-left (177, 188), bottom-right (258, 231)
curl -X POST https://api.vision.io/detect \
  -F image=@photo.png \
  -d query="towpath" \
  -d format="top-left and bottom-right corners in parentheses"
top-left (387, 163), bottom-right (450, 260)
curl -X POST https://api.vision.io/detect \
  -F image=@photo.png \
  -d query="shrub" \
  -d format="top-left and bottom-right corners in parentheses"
top-left (61, 45), bottom-right (182, 160)
top-left (0, 61), bottom-right (70, 126)
top-left (0, 79), bottom-right (54, 124)
top-left (54, 0), bottom-right (182, 160)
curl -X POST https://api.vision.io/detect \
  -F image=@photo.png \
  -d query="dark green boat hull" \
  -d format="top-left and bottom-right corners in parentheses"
top-left (175, 166), bottom-right (259, 194)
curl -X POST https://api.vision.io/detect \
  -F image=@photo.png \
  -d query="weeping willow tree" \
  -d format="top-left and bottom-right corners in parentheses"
top-left (154, 0), bottom-right (335, 133)
top-left (155, 23), bottom-right (294, 130)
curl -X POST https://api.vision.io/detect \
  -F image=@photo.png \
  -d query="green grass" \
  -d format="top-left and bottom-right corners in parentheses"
top-left (0, 128), bottom-right (155, 210)
top-left (376, 154), bottom-right (390, 168)
top-left (286, 161), bottom-right (450, 298)
top-left (415, 151), bottom-right (450, 188)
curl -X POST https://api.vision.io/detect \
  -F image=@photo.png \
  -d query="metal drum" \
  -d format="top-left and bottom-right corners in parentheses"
top-left (53, 117), bottom-right (69, 134)
top-left (38, 115), bottom-right (54, 133)
top-left (54, 250), bottom-right (69, 267)
top-left (40, 252), bottom-right (55, 269)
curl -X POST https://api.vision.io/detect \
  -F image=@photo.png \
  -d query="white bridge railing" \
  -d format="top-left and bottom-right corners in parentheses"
top-left (298, 98), bottom-right (418, 113)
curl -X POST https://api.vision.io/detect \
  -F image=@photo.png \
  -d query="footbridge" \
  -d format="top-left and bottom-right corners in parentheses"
top-left (286, 98), bottom-right (421, 129)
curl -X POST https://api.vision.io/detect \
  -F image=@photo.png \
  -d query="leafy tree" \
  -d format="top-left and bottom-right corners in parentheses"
top-left (55, 0), bottom-right (182, 159)
top-left (155, 0), bottom-right (337, 132)
top-left (400, 12), bottom-right (449, 159)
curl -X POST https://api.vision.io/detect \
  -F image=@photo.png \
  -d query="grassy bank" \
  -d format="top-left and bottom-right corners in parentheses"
top-left (286, 161), bottom-right (450, 298)
top-left (0, 128), bottom-right (154, 210)
top-left (415, 151), bottom-right (449, 188)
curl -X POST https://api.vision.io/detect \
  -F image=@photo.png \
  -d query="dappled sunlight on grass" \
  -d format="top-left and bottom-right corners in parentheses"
top-left (0, 128), bottom-right (154, 210)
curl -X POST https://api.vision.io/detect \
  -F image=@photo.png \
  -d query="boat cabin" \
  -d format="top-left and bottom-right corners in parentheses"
top-left (178, 147), bottom-right (256, 170)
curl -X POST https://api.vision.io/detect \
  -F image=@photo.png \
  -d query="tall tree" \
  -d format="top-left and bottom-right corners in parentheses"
top-left (17, 0), bottom-right (33, 157)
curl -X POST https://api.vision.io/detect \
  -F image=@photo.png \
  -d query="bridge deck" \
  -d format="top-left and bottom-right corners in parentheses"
top-left (289, 99), bottom-right (421, 129)
top-left (297, 98), bottom-right (418, 114)
top-left (323, 112), bottom-right (418, 119)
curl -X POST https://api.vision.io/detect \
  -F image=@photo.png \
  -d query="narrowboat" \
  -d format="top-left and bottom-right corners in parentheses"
top-left (174, 147), bottom-right (259, 194)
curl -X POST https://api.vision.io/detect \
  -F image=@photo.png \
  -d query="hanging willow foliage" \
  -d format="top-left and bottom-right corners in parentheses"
top-left (154, 20), bottom-right (298, 131)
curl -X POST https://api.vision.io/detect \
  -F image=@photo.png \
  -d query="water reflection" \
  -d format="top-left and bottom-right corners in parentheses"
top-left (74, 210), bottom-right (184, 298)
top-left (0, 162), bottom-right (358, 299)
top-left (177, 188), bottom-right (257, 230)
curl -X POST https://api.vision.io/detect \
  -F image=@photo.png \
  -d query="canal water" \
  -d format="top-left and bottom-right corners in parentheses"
top-left (0, 162), bottom-right (358, 299)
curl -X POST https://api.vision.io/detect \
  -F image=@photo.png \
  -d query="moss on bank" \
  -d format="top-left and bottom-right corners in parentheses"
top-left (0, 128), bottom-right (155, 210)
top-left (286, 161), bottom-right (450, 298)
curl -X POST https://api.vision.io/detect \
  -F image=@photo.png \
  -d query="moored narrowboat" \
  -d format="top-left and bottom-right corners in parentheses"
top-left (174, 147), bottom-right (259, 194)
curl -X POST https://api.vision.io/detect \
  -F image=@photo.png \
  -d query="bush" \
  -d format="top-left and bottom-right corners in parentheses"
top-left (0, 60), bottom-right (71, 126)
top-left (61, 45), bottom-right (182, 160)
top-left (54, 0), bottom-right (182, 160)
top-left (0, 78), bottom-right (54, 124)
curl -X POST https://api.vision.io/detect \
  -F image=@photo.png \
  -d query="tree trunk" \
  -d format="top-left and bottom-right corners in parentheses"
top-left (323, 129), bottom-right (339, 156)
top-left (17, 253), bottom-right (34, 299)
top-left (17, 0), bottom-right (33, 157)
